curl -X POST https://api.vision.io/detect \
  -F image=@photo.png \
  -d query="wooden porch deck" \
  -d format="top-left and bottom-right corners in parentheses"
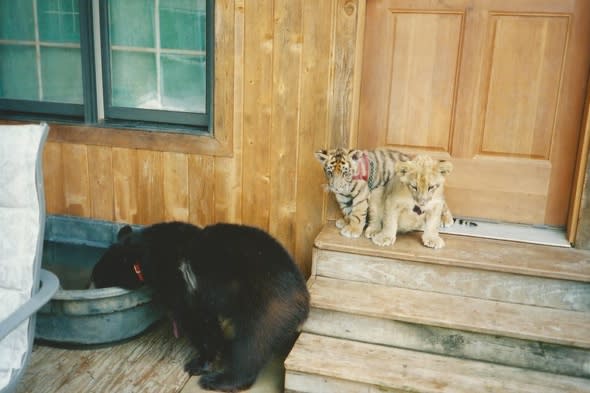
top-left (17, 321), bottom-right (283, 393)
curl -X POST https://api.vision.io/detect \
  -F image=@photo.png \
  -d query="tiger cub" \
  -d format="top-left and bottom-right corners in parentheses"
top-left (371, 154), bottom-right (453, 249)
top-left (314, 147), bottom-right (408, 238)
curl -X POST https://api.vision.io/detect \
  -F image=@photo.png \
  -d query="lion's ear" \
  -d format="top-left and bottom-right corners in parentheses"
top-left (395, 161), bottom-right (411, 177)
top-left (438, 160), bottom-right (453, 176)
top-left (314, 149), bottom-right (329, 163)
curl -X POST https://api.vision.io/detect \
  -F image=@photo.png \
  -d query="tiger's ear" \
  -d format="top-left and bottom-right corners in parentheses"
top-left (438, 160), bottom-right (453, 176)
top-left (314, 149), bottom-right (329, 163)
top-left (395, 161), bottom-right (412, 177)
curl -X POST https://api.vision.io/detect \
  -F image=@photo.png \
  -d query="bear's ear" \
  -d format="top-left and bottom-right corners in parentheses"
top-left (117, 225), bottom-right (133, 241)
top-left (314, 149), bottom-right (329, 163)
top-left (438, 160), bottom-right (453, 176)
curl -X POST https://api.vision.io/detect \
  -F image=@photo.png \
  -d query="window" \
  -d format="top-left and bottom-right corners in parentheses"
top-left (0, 0), bottom-right (213, 133)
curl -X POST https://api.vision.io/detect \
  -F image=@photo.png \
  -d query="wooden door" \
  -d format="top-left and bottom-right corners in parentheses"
top-left (358, 0), bottom-right (590, 226)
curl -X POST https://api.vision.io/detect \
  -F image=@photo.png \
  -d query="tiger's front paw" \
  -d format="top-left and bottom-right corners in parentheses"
top-left (422, 234), bottom-right (445, 249)
top-left (335, 218), bottom-right (347, 229)
top-left (371, 232), bottom-right (395, 247)
top-left (340, 224), bottom-right (363, 238)
top-left (364, 224), bottom-right (381, 239)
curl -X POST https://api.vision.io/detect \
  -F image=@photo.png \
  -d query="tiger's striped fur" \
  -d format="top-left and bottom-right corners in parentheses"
top-left (314, 147), bottom-right (409, 238)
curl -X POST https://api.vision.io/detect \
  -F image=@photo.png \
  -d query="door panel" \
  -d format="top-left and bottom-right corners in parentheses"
top-left (384, 11), bottom-right (463, 151)
top-left (358, 0), bottom-right (590, 226)
top-left (480, 14), bottom-right (568, 159)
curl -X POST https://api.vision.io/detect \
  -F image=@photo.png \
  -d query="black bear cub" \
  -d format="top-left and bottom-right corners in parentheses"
top-left (91, 222), bottom-right (310, 392)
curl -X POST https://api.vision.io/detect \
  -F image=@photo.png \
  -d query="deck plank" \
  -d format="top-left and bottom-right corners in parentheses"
top-left (17, 321), bottom-right (192, 393)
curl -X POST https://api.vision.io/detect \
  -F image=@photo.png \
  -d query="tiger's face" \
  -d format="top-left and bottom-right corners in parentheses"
top-left (395, 155), bottom-right (453, 209)
top-left (314, 148), bottom-right (362, 194)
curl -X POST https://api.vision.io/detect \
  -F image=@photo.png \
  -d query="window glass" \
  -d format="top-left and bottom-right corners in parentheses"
top-left (0, 0), bottom-right (83, 103)
top-left (107, 0), bottom-right (207, 113)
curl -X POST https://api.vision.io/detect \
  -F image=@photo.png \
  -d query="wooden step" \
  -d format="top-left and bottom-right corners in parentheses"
top-left (284, 333), bottom-right (590, 393)
top-left (313, 248), bottom-right (590, 311)
top-left (313, 224), bottom-right (590, 311)
top-left (307, 277), bottom-right (590, 349)
top-left (314, 224), bottom-right (590, 282)
top-left (304, 308), bottom-right (590, 378)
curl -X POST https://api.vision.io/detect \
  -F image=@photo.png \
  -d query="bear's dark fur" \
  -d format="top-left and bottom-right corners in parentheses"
top-left (91, 221), bottom-right (310, 392)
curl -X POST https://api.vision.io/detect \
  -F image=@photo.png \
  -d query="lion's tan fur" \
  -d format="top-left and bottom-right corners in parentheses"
top-left (368, 154), bottom-right (453, 249)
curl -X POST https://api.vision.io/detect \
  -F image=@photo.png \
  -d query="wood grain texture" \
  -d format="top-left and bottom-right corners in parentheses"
top-left (34, 0), bottom-right (345, 275)
top-left (314, 223), bottom-right (590, 282)
top-left (188, 154), bottom-right (215, 227)
top-left (325, 0), bottom-right (364, 223)
top-left (213, 0), bottom-right (242, 225)
top-left (313, 248), bottom-right (590, 311)
top-left (305, 308), bottom-right (590, 378)
top-left (26, 0), bottom-right (590, 274)
top-left (308, 276), bottom-right (590, 348)
top-left (268, 0), bottom-right (303, 253)
top-left (357, 0), bottom-right (590, 227)
top-left (87, 145), bottom-right (114, 221)
top-left (43, 142), bottom-right (66, 215)
top-left (294, 0), bottom-right (335, 275)
top-left (285, 333), bottom-right (590, 393)
top-left (241, 0), bottom-right (274, 230)
top-left (16, 322), bottom-right (192, 393)
top-left (163, 152), bottom-right (189, 222)
top-left (112, 147), bottom-right (139, 223)
top-left (136, 149), bottom-right (165, 224)
top-left (385, 11), bottom-right (463, 151)
top-left (61, 143), bottom-right (91, 217)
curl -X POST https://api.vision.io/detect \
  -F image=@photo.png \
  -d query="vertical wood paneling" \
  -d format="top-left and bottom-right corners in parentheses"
top-left (136, 149), bottom-right (165, 224)
top-left (43, 142), bottom-right (66, 215)
top-left (61, 144), bottom-right (91, 217)
top-left (294, 0), bottom-right (335, 275)
top-left (189, 155), bottom-right (215, 227)
top-left (87, 145), bottom-right (114, 221)
top-left (112, 147), bottom-right (138, 223)
top-left (214, 0), bottom-right (242, 224)
top-left (326, 0), bottom-right (364, 222)
top-left (269, 0), bottom-right (303, 254)
top-left (41, 0), bottom-right (358, 274)
top-left (163, 152), bottom-right (189, 222)
top-left (328, 0), bottom-right (362, 148)
top-left (241, 0), bottom-right (274, 229)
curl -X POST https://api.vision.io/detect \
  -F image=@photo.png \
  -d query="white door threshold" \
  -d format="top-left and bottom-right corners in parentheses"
top-left (440, 218), bottom-right (570, 248)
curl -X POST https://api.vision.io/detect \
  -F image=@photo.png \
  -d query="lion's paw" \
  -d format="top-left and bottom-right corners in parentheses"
top-left (371, 232), bottom-right (395, 247)
top-left (422, 234), bottom-right (445, 249)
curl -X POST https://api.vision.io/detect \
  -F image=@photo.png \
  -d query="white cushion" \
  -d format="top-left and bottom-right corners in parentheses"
top-left (0, 124), bottom-right (47, 389)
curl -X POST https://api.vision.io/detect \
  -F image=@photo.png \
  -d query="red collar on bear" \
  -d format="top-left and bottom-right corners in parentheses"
top-left (133, 262), bottom-right (145, 282)
top-left (352, 153), bottom-right (370, 181)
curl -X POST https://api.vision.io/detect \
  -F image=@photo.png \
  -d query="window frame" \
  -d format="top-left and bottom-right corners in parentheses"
top-left (0, 0), bottom-right (214, 136)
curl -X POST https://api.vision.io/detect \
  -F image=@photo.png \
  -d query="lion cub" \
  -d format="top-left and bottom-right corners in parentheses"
top-left (370, 155), bottom-right (453, 249)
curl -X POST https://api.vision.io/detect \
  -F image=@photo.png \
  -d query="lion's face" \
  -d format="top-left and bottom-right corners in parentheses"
top-left (395, 155), bottom-right (453, 208)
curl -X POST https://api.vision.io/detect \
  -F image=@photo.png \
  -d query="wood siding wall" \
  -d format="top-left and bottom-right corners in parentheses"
top-left (40, 0), bottom-right (365, 276)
